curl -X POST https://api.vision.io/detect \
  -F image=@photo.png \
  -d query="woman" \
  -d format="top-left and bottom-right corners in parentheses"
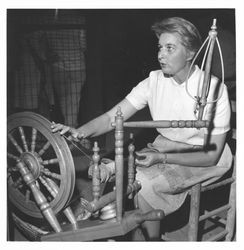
top-left (51, 17), bottom-right (232, 240)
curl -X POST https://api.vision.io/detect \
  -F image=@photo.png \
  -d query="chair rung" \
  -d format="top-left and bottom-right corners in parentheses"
top-left (207, 214), bottom-right (227, 225)
top-left (199, 204), bottom-right (231, 222)
top-left (205, 229), bottom-right (228, 241)
top-left (201, 178), bottom-right (234, 192)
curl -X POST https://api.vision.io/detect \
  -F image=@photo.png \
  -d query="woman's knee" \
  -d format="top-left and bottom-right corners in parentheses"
top-left (137, 193), bottom-right (154, 212)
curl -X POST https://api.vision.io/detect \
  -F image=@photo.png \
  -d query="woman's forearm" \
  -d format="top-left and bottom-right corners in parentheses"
top-left (161, 150), bottom-right (220, 167)
top-left (76, 99), bottom-right (138, 139)
top-left (77, 112), bottom-right (114, 138)
top-left (158, 133), bottom-right (227, 167)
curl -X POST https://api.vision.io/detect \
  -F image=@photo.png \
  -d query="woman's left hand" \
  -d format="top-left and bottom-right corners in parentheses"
top-left (135, 150), bottom-right (162, 168)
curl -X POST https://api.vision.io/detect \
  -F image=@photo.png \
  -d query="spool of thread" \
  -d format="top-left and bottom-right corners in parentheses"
top-left (100, 202), bottom-right (116, 220)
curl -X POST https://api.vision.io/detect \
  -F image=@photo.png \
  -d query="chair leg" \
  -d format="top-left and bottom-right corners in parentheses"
top-left (131, 227), bottom-right (146, 241)
top-left (225, 168), bottom-right (236, 240)
top-left (188, 184), bottom-right (201, 241)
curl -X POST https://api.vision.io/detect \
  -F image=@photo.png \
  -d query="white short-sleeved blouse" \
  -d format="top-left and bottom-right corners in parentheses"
top-left (126, 65), bottom-right (231, 146)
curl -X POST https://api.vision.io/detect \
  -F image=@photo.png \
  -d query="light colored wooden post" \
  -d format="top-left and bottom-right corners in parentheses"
top-left (115, 107), bottom-right (124, 222)
top-left (198, 19), bottom-right (217, 121)
top-left (128, 133), bottom-right (135, 199)
top-left (225, 157), bottom-right (236, 241)
top-left (16, 160), bottom-right (62, 233)
top-left (92, 142), bottom-right (101, 203)
top-left (188, 183), bottom-right (201, 241)
top-left (39, 176), bottom-right (77, 225)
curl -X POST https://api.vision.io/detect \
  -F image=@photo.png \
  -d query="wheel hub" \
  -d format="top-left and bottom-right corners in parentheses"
top-left (20, 152), bottom-right (42, 180)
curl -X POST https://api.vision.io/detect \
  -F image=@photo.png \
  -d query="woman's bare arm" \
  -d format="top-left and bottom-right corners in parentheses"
top-left (51, 98), bottom-right (138, 139)
top-left (135, 132), bottom-right (227, 167)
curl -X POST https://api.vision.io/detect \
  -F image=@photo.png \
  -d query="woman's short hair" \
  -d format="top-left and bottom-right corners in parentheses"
top-left (151, 17), bottom-right (202, 54)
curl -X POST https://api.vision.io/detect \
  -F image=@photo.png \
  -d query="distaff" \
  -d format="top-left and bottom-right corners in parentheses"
top-left (185, 19), bottom-right (225, 121)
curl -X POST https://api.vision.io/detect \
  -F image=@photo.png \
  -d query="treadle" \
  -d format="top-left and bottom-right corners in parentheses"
top-left (12, 213), bottom-right (49, 241)
top-left (41, 210), bottom-right (141, 241)
top-left (206, 229), bottom-right (228, 241)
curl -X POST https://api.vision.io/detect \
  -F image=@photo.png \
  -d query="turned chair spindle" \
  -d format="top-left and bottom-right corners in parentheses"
top-left (128, 133), bottom-right (135, 199)
top-left (114, 107), bottom-right (124, 222)
top-left (92, 142), bottom-right (101, 203)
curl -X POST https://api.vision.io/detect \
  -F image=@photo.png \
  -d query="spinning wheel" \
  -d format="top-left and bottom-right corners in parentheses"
top-left (7, 111), bottom-right (164, 241)
top-left (7, 112), bottom-right (76, 218)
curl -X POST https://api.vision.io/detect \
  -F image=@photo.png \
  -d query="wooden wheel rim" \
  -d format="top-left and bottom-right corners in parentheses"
top-left (7, 112), bottom-right (75, 218)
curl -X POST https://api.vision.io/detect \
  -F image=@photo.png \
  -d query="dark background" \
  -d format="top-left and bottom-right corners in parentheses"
top-left (7, 9), bottom-right (236, 152)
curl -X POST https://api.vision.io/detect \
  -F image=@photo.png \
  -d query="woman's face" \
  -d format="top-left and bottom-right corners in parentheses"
top-left (158, 32), bottom-right (193, 83)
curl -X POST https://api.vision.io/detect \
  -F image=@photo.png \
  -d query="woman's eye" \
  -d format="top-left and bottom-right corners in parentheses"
top-left (166, 46), bottom-right (175, 52)
top-left (158, 45), bottom-right (175, 53)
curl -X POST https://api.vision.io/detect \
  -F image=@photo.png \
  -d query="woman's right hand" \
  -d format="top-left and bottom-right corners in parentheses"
top-left (135, 150), bottom-right (162, 168)
top-left (51, 122), bottom-right (83, 142)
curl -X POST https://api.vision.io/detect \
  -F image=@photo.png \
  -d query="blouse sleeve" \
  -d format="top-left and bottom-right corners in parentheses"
top-left (125, 75), bottom-right (151, 110)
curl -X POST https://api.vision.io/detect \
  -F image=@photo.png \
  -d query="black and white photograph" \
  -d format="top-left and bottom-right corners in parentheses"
top-left (3, 0), bottom-right (243, 247)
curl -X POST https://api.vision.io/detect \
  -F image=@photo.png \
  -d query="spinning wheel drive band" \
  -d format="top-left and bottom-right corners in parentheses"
top-left (7, 112), bottom-right (75, 218)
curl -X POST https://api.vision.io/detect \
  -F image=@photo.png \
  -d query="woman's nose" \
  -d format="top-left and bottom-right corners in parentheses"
top-left (158, 49), bottom-right (166, 61)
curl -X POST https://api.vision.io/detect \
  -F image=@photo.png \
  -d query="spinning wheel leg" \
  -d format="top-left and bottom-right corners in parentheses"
top-left (15, 160), bottom-right (62, 232)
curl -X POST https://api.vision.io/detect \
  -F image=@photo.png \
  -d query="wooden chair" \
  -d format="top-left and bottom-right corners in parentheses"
top-left (160, 154), bottom-right (235, 241)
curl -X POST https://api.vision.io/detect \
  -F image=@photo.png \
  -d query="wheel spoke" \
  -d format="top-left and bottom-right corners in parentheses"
top-left (42, 168), bottom-right (61, 180)
top-left (35, 180), bottom-right (40, 189)
top-left (39, 176), bottom-right (57, 198)
top-left (18, 126), bottom-right (29, 152)
top-left (7, 152), bottom-right (20, 161)
top-left (7, 165), bottom-right (18, 173)
top-left (42, 158), bottom-right (59, 165)
top-left (31, 128), bottom-right (37, 153)
top-left (8, 133), bottom-right (23, 154)
top-left (38, 141), bottom-right (51, 156)
top-left (12, 177), bottom-right (24, 189)
top-left (45, 176), bottom-right (59, 194)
